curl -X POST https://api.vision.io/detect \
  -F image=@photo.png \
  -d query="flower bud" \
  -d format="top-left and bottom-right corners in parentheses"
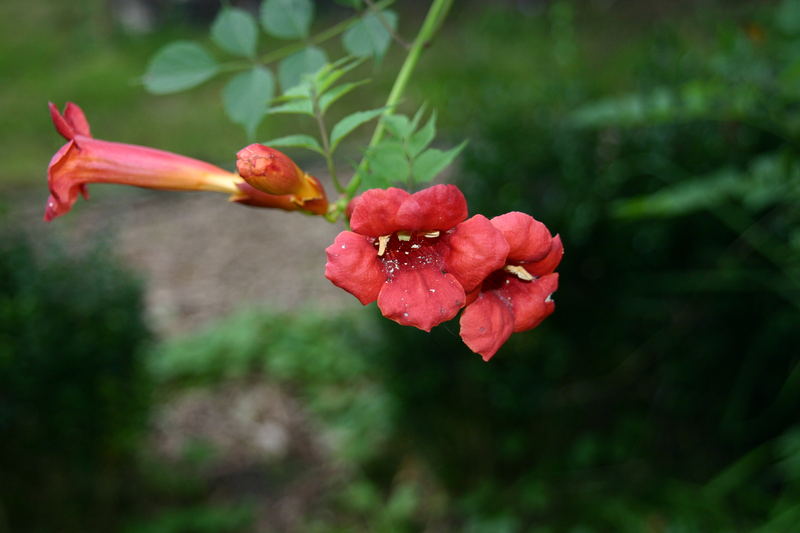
top-left (236, 144), bottom-right (304, 196)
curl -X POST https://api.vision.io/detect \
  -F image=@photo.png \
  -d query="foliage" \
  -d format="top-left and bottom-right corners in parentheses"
top-left (400, 0), bottom-right (800, 530)
top-left (0, 230), bottom-right (254, 533)
top-left (360, 107), bottom-right (467, 189)
top-left (143, 0), bottom-right (398, 138)
top-left (153, 1), bottom-right (800, 530)
top-left (0, 230), bottom-right (152, 532)
top-left (142, 0), bottom-right (462, 207)
top-left (14, 0), bottom-right (800, 530)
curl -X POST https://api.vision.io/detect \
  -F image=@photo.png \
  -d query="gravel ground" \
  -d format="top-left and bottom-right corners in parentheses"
top-left (10, 183), bottom-right (353, 337)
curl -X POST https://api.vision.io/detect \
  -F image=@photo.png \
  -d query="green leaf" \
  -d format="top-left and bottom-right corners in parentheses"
top-left (408, 111), bottom-right (436, 157)
top-left (382, 114), bottom-right (412, 140)
top-left (277, 83), bottom-right (312, 100)
top-left (330, 108), bottom-right (387, 152)
top-left (343, 10), bottom-right (397, 59)
top-left (261, 134), bottom-right (323, 155)
top-left (316, 57), bottom-right (365, 94)
top-left (143, 41), bottom-right (219, 94)
top-left (410, 103), bottom-right (428, 131)
top-left (356, 167), bottom-right (390, 190)
top-left (335, 0), bottom-right (363, 8)
top-left (222, 67), bottom-right (274, 138)
top-left (368, 141), bottom-right (410, 184)
top-left (613, 173), bottom-right (744, 218)
top-left (278, 46), bottom-right (328, 92)
top-left (412, 141), bottom-right (467, 183)
top-left (319, 80), bottom-right (370, 113)
top-left (260, 0), bottom-right (314, 39)
top-left (211, 7), bottom-right (258, 57)
top-left (613, 153), bottom-right (800, 218)
top-left (267, 99), bottom-right (313, 115)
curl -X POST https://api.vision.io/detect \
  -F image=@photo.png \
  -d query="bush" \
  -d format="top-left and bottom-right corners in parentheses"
top-left (369, 1), bottom-right (800, 530)
top-left (0, 231), bottom-right (152, 533)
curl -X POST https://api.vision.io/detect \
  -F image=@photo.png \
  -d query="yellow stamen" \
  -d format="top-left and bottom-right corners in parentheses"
top-left (423, 231), bottom-right (440, 238)
top-left (377, 235), bottom-right (390, 256)
top-left (397, 231), bottom-right (412, 242)
top-left (503, 264), bottom-right (534, 281)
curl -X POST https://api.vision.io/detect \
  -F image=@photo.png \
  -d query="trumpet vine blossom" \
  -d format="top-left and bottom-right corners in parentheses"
top-left (325, 185), bottom-right (510, 331)
top-left (45, 102), bottom-right (327, 221)
top-left (459, 212), bottom-right (563, 361)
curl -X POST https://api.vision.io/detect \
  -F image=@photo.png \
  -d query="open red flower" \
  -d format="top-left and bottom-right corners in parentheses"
top-left (459, 212), bottom-right (563, 361)
top-left (45, 102), bottom-right (327, 220)
top-left (325, 185), bottom-right (509, 331)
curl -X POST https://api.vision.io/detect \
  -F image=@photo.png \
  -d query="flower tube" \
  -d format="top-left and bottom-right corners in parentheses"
top-left (45, 102), bottom-right (327, 221)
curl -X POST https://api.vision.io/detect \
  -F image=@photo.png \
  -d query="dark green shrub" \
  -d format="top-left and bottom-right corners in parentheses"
top-left (0, 231), bottom-right (152, 533)
top-left (363, 1), bottom-right (800, 530)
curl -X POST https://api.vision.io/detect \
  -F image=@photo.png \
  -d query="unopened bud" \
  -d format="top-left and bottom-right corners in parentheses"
top-left (236, 144), bottom-right (304, 196)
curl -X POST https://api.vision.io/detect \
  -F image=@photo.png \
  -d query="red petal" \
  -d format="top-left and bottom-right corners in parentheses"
top-left (440, 215), bottom-right (509, 293)
top-left (349, 187), bottom-right (410, 236)
top-left (500, 273), bottom-right (558, 332)
top-left (49, 102), bottom-right (75, 141)
top-left (395, 184), bottom-right (468, 231)
top-left (465, 286), bottom-right (480, 306)
top-left (491, 211), bottom-right (553, 263)
top-left (44, 141), bottom-right (79, 220)
top-left (525, 235), bottom-right (564, 277)
top-left (64, 102), bottom-right (91, 137)
top-left (325, 231), bottom-right (384, 305)
top-left (459, 291), bottom-right (515, 361)
top-left (377, 266), bottom-right (465, 332)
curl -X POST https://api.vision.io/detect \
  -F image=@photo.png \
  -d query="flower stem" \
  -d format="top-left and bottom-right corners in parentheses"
top-left (311, 86), bottom-right (344, 193)
top-left (345, 0), bottom-right (453, 198)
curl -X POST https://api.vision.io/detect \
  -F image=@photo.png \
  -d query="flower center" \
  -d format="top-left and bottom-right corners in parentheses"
top-left (374, 231), bottom-right (443, 279)
top-left (482, 263), bottom-right (534, 291)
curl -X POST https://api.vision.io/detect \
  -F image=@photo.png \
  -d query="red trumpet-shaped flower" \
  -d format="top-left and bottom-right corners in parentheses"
top-left (459, 212), bottom-right (563, 361)
top-left (45, 102), bottom-right (327, 221)
top-left (325, 185), bottom-right (510, 331)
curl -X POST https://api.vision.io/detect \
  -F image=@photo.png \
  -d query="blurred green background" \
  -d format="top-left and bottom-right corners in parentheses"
top-left (2, 0), bottom-right (800, 531)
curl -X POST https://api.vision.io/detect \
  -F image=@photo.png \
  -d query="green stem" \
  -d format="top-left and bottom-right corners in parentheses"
top-left (311, 87), bottom-right (344, 193)
top-left (345, 0), bottom-right (453, 198)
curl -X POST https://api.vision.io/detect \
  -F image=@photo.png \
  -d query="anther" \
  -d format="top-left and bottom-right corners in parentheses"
top-left (377, 235), bottom-right (390, 256)
top-left (423, 231), bottom-right (440, 238)
top-left (503, 264), bottom-right (534, 281)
